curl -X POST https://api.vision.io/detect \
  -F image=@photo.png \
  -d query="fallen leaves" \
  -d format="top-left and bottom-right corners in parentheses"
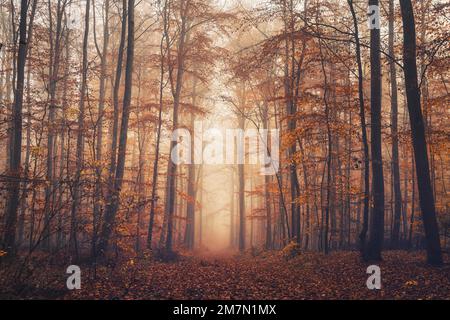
top-left (1, 250), bottom-right (448, 300)
top-left (65, 250), bottom-right (449, 300)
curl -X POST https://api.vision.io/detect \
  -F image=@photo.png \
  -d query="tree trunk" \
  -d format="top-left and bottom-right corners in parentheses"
top-left (399, 0), bottom-right (442, 265)
top-left (17, 0), bottom-right (38, 249)
top-left (109, 0), bottom-right (127, 182)
top-left (2, 0), bottom-right (29, 256)
top-left (43, 0), bottom-right (66, 251)
top-left (238, 116), bottom-right (246, 252)
top-left (147, 8), bottom-right (167, 248)
top-left (163, 0), bottom-right (189, 253)
top-left (367, 0), bottom-right (385, 262)
top-left (262, 102), bottom-right (273, 250)
top-left (69, 0), bottom-right (91, 259)
top-left (97, 0), bottom-right (135, 256)
top-left (348, 0), bottom-right (370, 260)
top-left (319, 41), bottom-right (332, 255)
top-left (230, 167), bottom-right (235, 248)
top-left (389, 0), bottom-right (403, 249)
top-left (92, 0), bottom-right (110, 258)
top-left (184, 78), bottom-right (198, 250)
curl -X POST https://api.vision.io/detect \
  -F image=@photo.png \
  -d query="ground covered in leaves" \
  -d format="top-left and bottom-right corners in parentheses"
top-left (1, 250), bottom-right (449, 300)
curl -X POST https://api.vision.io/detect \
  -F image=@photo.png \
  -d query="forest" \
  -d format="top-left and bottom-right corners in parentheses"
top-left (0, 0), bottom-right (449, 300)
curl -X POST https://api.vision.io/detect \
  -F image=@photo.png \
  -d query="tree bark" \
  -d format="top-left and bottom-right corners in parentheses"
top-left (70, 0), bottom-right (91, 259)
top-left (163, 0), bottom-right (190, 253)
top-left (2, 0), bottom-right (29, 256)
top-left (389, 0), bottom-right (403, 249)
top-left (43, 0), bottom-right (66, 251)
top-left (98, 0), bottom-right (135, 256)
top-left (92, 0), bottom-right (110, 258)
top-left (318, 40), bottom-right (332, 255)
top-left (367, 0), bottom-right (385, 262)
top-left (238, 149), bottom-right (246, 252)
top-left (348, 0), bottom-right (370, 260)
top-left (109, 0), bottom-right (127, 182)
top-left (147, 6), bottom-right (167, 248)
top-left (184, 76), bottom-right (198, 250)
top-left (399, 0), bottom-right (442, 265)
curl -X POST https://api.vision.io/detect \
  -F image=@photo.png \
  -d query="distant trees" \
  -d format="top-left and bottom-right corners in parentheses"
top-left (225, 0), bottom-right (447, 262)
top-left (0, 0), bottom-right (447, 266)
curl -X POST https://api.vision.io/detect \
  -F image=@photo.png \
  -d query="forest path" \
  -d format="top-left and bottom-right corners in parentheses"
top-left (67, 251), bottom-right (450, 300)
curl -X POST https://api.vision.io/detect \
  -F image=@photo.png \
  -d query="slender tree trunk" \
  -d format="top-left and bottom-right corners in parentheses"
top-left (367, 0), bottom-right (385, 262)
top-left (230, 167), bottom-right (235, 248)
top-left (198, 168), bottom-right (203, 247)
top-left (262, 103), bottom-right (273, 250)
top-left (298, 139), bottom-right (310, 250)
top-left (399, 0), bottom-right (442, 265)
top-left (43, 0), bottom-right (66, 251)
top-left (109, 0), bottom-right (127, 183)
top-left (408, 157), bottom-right (415, 248)
top-left (389, 0), bottom-right (403, 249)
top-left (98, 0), bottom-right (135, 256)
top-left (92, 0), bottom-right (110, 258)
top-left (348, 0), bottom-right (370, 260)
top-left (98, 0), bottom-right (126, 255)
top-left (69, 0), bottom-right (91, 259)
top-left (318, 40), bottom-right (332, 254)
top-left (163, 0), bottom-right (189, 253)
top-left (57, 38), bottom-right (69, 250)
top-left (17, 0), bottom-right (37, 249)
top-left (184, 71), bottom-right (198, 250)
top-left (147, 10), bottom-right (167, 248)
top-left (2, 0), bottom-right (29, 256)
top-left (238, 116), bottom-right (246, 252)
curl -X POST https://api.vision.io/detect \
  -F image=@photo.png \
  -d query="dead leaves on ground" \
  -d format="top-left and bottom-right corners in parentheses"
top-left (66, 250), bottom-right (449, 300)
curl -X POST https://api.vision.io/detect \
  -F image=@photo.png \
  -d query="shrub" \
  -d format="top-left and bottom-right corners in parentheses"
top-left (281, 242), bottom-right (302, 260)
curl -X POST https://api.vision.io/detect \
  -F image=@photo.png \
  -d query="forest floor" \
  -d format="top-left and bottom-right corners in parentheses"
top-left (1, 250), bottom-right (449, 300)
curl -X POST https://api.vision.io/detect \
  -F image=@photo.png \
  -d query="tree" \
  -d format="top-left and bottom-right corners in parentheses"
top-left (92, 0), bottom-right (110, 257)
top-left (389, 0), bottom-right (403, 249)
top-left (399, 0), bottom-right (442, 265)
top-left (367, 0), bottom-right (385, 262)
top-left (109, 0), bottom-right (127, 181)
top-left (161, 0), bottom-right (190, 253)
top-left (238, 115), bottom-right (246, 252)
top-left (70, 0), bottom-right (91, 258)
top-left (43, 0), bottom-right (68, 251)
top-left (318, 39), bottom-right (332, 255)
top-left (184, 75), bottom-right (199, 250)
top-left (98, 0), bottom-right (135, 256)
top-left (2, 0), bottom-right (30, 256)
top-left (283, 0), bottom-right (301, 244)
top-left (147, 0), bottom-right (168, 249)
top-left (347, 0), bottom-right (370, 258)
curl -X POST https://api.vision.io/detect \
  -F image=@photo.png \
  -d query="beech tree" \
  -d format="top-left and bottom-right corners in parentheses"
top-left (98, 0), bottom-right (135, 256)
top-left (2, 0), bottom-right (30, 256)
top-left (399, 0), bottom-right (443, 265)
top-left (367, 0), bottom-right (385, 262)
